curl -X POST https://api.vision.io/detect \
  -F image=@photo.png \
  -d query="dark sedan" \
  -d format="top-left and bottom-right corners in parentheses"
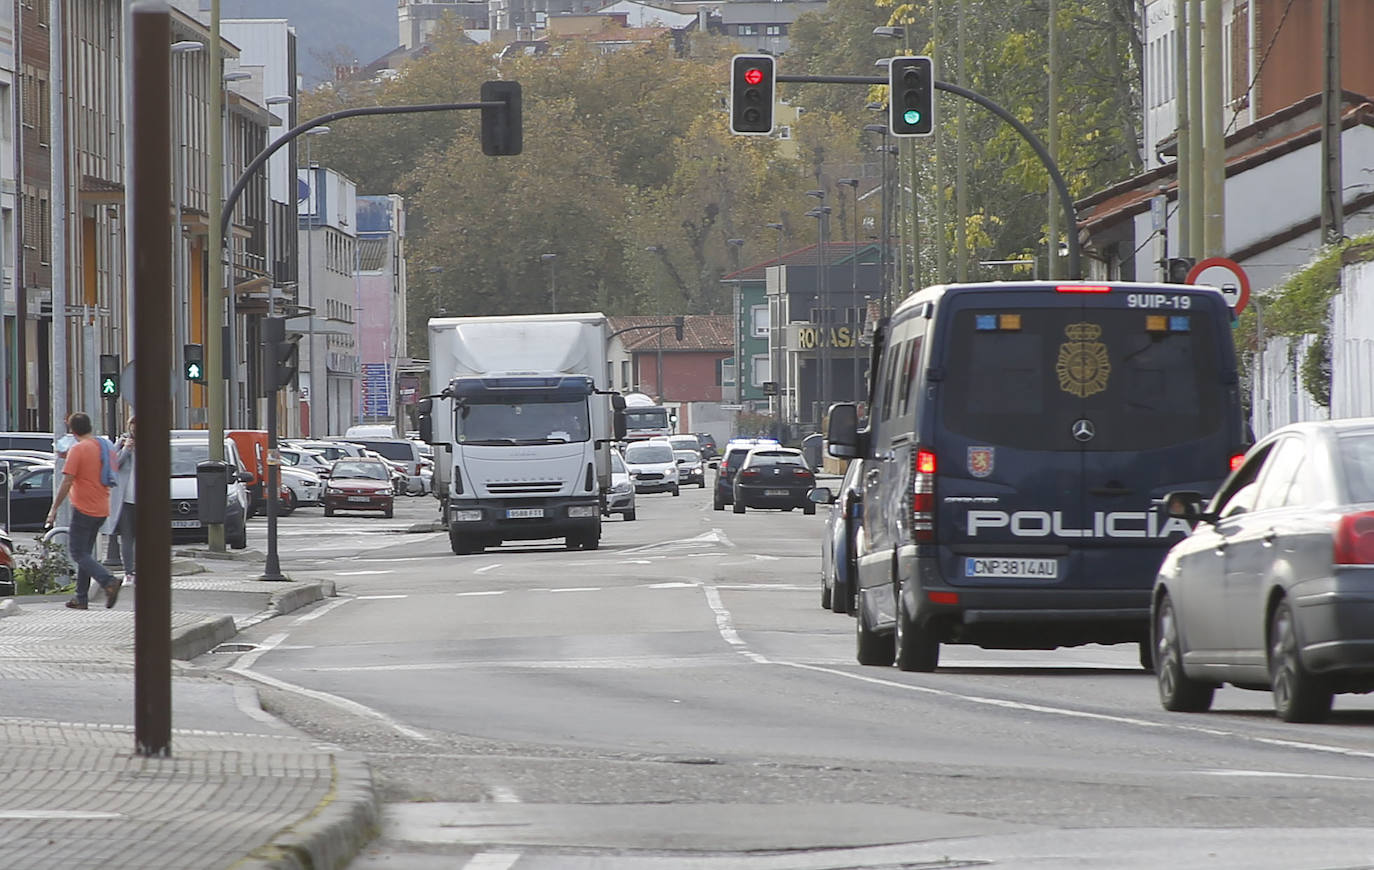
top-left (1151, 418), bottom-right (1374, 723)
top-left (6, 464), bottom-right (54, 531)
top-left (322, 459), bottom-right (395, 518)
top-left (812, 458), bottom-right (863, 614)
top-left (732, 447), bottom-right (816, 514)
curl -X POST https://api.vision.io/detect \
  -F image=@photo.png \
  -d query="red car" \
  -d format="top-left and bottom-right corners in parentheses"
top-left (322, 459), bottom-right (395, 518)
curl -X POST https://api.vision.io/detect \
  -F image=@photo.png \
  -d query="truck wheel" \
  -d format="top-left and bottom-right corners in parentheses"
top-left (450, 530), bottom-right (481, 556)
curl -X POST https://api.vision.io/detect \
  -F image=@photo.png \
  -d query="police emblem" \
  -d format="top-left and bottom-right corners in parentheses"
top-left (967, 446), bottom-right (994, 478)
top-left (1056, 322), bottom-right (1112, 398)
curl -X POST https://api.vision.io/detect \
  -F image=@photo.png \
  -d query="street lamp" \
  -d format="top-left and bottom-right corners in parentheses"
top-left (170, 40), bottom-right (203, 429)
top-left (805, 199), bottom-right (831, 424)
top-left (303, 125), bottom-right (330, 435)
top-left (222, 70), bottom-right (253, 428)
top-left (837, 178), bottom-right (861, 405)
top-left (540, 253), bottom-right (558, 313)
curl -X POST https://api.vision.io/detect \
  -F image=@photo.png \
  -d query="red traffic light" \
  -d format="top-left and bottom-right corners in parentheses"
top-left (744, 68), bottom-right (764, 86)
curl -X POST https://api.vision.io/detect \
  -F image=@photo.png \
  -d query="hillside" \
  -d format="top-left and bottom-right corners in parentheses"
top-left (220, 0), bottom-right (397, 85)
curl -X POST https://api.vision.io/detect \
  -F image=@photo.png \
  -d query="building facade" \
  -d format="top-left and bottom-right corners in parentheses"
top-left (355, 194), bottom-right (408, 424)
top-left (295, 165), bottom-right (358, 437)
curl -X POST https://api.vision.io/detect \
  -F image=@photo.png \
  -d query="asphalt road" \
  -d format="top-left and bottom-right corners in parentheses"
top-left (205, 487), bottom-right (1374, 870)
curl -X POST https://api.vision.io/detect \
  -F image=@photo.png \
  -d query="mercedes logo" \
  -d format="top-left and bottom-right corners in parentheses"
top-left (1072, 419), bottom-right (1096, 442)
top-left (178, 501), bottom-right (192, 514)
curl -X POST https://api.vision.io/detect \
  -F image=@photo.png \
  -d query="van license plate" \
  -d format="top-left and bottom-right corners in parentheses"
top-left (765, 489), bottom-right (789, 496)
top-left (506, 508), bottom-right (544, 519)
top-left (170, 520), bottom-right (200, 529)
top-left (964, 557), bottom-right (1058, 579)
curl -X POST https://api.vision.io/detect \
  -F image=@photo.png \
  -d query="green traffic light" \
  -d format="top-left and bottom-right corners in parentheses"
top-left (904, 109), bottom-right (922, 125)
top-left (101, 377), bottom-right (118, 396)
top-left (187, 363), bottom-right (202, 381)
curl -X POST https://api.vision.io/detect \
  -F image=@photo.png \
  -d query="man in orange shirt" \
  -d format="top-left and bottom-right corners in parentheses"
top-left (45, 412), bottom-right (123, 610)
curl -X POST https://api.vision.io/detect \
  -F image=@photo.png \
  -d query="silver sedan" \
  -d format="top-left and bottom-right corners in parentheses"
top-left (1151, 418), bottom-right (1374, 722)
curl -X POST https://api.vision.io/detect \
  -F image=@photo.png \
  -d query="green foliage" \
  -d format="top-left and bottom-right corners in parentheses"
top-left (15, 537), bottom-right (74, 596)
top-left (1301, 332), bottom-right (1332, 409)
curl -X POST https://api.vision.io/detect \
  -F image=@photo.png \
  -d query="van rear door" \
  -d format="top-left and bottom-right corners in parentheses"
top-left (932, 293), bottom-right (1088, 590)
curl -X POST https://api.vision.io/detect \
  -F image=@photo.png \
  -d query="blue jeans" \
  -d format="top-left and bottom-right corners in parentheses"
top-left (69, 508), bottom-right (117, 604)
top-left (117, 502), bottom-right (136, 574)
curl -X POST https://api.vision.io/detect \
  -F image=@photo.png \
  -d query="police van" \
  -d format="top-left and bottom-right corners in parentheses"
top-left (824, 281), bottom-right (1247, 671)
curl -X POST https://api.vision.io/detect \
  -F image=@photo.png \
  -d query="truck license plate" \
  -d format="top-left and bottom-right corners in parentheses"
top-left (170, 520), bottom-right (200, 529)
top-left (964, 557), bottom-right (1058, 579)
top-left (506, 508), bottom-right (544, 519)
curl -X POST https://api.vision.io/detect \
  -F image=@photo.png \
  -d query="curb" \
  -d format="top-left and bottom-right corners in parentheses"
top-left (231, 752), bottom-right (378, 870)
top-left (269, 580), bottom-right (336, 616)
top-left (171, 615), bottom-right (237, 660)
top-left (407, 520), bottom-right (443, 533)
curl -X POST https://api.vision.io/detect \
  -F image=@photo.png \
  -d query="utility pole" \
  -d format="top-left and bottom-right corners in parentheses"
top-left (1046, 0), bottom-right (1060, 279)
top-left (1174, 0), bottom-right (1191, 257)
top-left (955, 0), bottom-right (969, 281)
top-left (206, 0), bottom-right (226, 551)
top-left (932, 1), bottom-right (947, 283)
top-left (1320, 0), bottom-right (1344, 245)
top-left (49, 0), bottom-right (67, 521)
top-left (1187, 0), bottom-right (1203, 257)
top-left (1201, 0), bottom-right (1225, 257)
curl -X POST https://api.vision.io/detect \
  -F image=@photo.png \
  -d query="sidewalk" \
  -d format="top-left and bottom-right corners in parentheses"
top-left (0, 551), bottom-right (377, 870)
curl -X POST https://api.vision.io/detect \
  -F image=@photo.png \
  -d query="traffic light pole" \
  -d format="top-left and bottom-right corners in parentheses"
top-left (773, 73), bottom-right (1082, 280)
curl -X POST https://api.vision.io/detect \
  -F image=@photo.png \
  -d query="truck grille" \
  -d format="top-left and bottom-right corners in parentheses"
top-left (486, 481), bottom-right (563, 494)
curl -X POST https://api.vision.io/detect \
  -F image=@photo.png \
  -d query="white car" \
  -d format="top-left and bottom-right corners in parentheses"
top-left (278, 465), bottom-right (324, 510)
top-left (605, 451), bottom-right (637, 521)
top-left (621, 440), bottom-right (680, 496)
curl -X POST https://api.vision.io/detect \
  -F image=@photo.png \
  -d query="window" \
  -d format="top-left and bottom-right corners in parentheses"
top-left (751, 355), bottom-right (770, 388)
top-left (721, 358), bottom-right (736, 386)
top-left (1339, 432), bottom-right (1374, 503)
top-left (621, 360), bottom-right (630, 389)
top-left (765, 25), bottom-right (782, 36)
top-left (1254, 438), bottom-right (1309, 511)
top-left (737, 24), bottom-right (757, 35)
top-left (751, 304), bottom-right (769, 338)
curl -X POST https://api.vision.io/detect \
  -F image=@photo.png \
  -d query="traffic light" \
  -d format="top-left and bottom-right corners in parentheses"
top-left (730, 54), bottom-right (775, 135)
top-left (261, 316), bottom-right (299, 395)
top-left (183, 343), bottom-right (204, 383)
top-left (99, 354), bottom-right (120, 399)
top-left (480, 80), bottom-right (522, 157)
top-left (889, 56), bottom-right (934, 137)
top-left (673, 315), bottom-right (685, 342)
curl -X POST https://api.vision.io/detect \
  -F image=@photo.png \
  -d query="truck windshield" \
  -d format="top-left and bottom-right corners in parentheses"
top-left (626, 409), bottom-right (668, 432)
top-left (457, 399), bottom-right (591, 445)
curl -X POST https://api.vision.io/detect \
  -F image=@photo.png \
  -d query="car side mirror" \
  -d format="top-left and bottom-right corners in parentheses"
top-left (708, 460), bottom-right (718, 469)
top-left (826, 404), bottom-right (861, 458)
top-left (237, 470), bottom-right (254, 484)
top-left (1161, 490), bottom-right (1211, 525)
top-left (16, 481), bottom-right (30, 492)
top-left (808, 487), bottom-right (835, 505)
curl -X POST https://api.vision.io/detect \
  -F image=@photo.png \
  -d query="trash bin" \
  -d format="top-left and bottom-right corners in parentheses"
top-left (196, 459), bottom-right (230, 524)
top-left (801, 433), bottom-right (824, 471)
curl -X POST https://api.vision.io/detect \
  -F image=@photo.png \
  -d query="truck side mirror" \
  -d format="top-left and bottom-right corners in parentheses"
top-left (417, 398), bottom-right (434, 444)
top-left (614, 409), bottom-right (627, 441)
top-left (826, 404), bottom-right (861, 458)
top-left (611, 393), bottom-right (627, 411)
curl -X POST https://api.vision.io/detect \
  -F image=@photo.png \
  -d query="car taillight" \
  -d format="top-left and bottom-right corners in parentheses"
top-left (1229, 453), bottom-right (1245, 471)
top-left (792, 467), bottom-right (813, 478)
top-left (911, 447), bottom-right (935, 543)
top-left (1334, 511), bottom-right (1374, 565)
top-left (741, 468), bottom-right (760, 478)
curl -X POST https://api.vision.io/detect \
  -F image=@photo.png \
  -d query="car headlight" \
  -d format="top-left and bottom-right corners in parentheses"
top-left (612, 481), bottom-right (631, 493)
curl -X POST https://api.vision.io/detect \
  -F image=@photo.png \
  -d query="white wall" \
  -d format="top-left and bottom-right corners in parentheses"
top-left (1250, 333), bottom-right (1328, 439)
top-left (1332, 259), bottom-right (1374, 420)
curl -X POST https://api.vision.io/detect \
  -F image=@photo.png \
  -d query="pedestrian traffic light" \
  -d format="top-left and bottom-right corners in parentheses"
top-left (261, 316), bottom-right (299, 394)
top-left (183, 343), bottom-right (204, 383)
top-left (889, 55), bottom-right (934, 137)
top-left (99, 354), bottom-right (121, 399)
top-left (730, 54), bottom-right (775, 135)
top-left (480, 80), bottom-right (522, 157)
top-left (673, 315), bottom-right (685, 342)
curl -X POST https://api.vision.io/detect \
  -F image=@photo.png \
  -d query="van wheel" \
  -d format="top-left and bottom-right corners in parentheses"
top-left (732, 502), bottom-right (746, 514)
top-left (855, 601), bottom-right (895, 667)
top-left (820, 579), bottom-right (833, 611)
top-left (1270, 599), bottom-right (1333, 723)
top-left (1155, 594), bottom-right (1214, 712)
top-left (895, 585), bottom-right (939, 671)
top-left (830, 579), bottom-right (849, 615)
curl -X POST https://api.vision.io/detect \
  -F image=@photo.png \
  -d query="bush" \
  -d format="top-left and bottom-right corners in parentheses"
top-left (14, 536), bottom-right (75, 596)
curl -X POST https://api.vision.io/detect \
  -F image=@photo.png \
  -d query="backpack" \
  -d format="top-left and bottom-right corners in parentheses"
top-left (97, 437), bottom-right (118, 487)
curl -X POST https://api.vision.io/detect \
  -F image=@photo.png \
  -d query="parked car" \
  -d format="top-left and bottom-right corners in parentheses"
top-left (0, 526), bottom-right (13, 596)
top-left (342, 437), bottom-right (425, 495)
top-left (604, 450), bottom-right (637, 521)
top-left (0, 452), bottom-right (57, 474)
top-left (673, 449), bottom-right (706, 488)
top-left (278, 465), bottom-right (324, 510)
top-left (732, 446), bottom-right (816, 514)
top-left (286, 440), bottom-right (367, 463)
top-left (622, 440), bottom-right (680, 495)
top-left (0, 432), bottom-right (55, 452)
top-left (812, 458), bottom-right (865, 614)
top-left (6, 463), bottom-right (55, 531)
top-left (713, 438), bottom-right (779, 510)
top-left (694, 433), bottom-right (719, 461)
top-left (169, 434), bottom-right (250, 549)
top-left (278, 447), bottom-right (332, 474)
top-left (1151, 419), bottom-right (1374, 723)
top-left (668, 434), bottom-right (702, 454)
top-left (321, 458), bottom-right (395, 518)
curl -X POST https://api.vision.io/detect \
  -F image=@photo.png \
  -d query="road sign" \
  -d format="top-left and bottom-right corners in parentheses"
top-left (1186, 257), bottom-right (1251, 315)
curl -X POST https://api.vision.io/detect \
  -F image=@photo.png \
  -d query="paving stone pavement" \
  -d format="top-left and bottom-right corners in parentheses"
top-left (0, 567), bottom-right (376, 870)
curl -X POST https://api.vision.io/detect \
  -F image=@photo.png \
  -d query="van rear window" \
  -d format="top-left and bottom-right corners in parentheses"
top-left (940, 307), bottom-right (1223, 451)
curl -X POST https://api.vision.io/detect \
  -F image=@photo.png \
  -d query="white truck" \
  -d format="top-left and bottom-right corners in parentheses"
top-left (420, 313), bottom-right (624, 555)
top-left (621, 392), bottom-right (672, 442)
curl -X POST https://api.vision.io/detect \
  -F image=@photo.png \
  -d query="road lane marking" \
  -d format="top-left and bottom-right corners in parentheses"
top-left (698, 590), bottom-right (1374, 762)
top-left (1190, 769), bottom-right (1374, 782)
top-left (230, 665), bottom-right (433, 742)
top-left (357, 594), bottom-right (408, 600)
top-left (335, 570), bottom-right (394, 576)
top-left (549, 587), bottom-right (600, 593)
top-left (642, 582), bottom-right (697, 589)
top-left (462, 853), bottom-right (521, 870)
top-left (293, 597), bottom-right (353, 624)
top-left (456, 590), bottom-right (505, 597)
top-left (474, 563), bottom-right (503, 575)
top-left (487, 785), bottom-right (522, 803)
